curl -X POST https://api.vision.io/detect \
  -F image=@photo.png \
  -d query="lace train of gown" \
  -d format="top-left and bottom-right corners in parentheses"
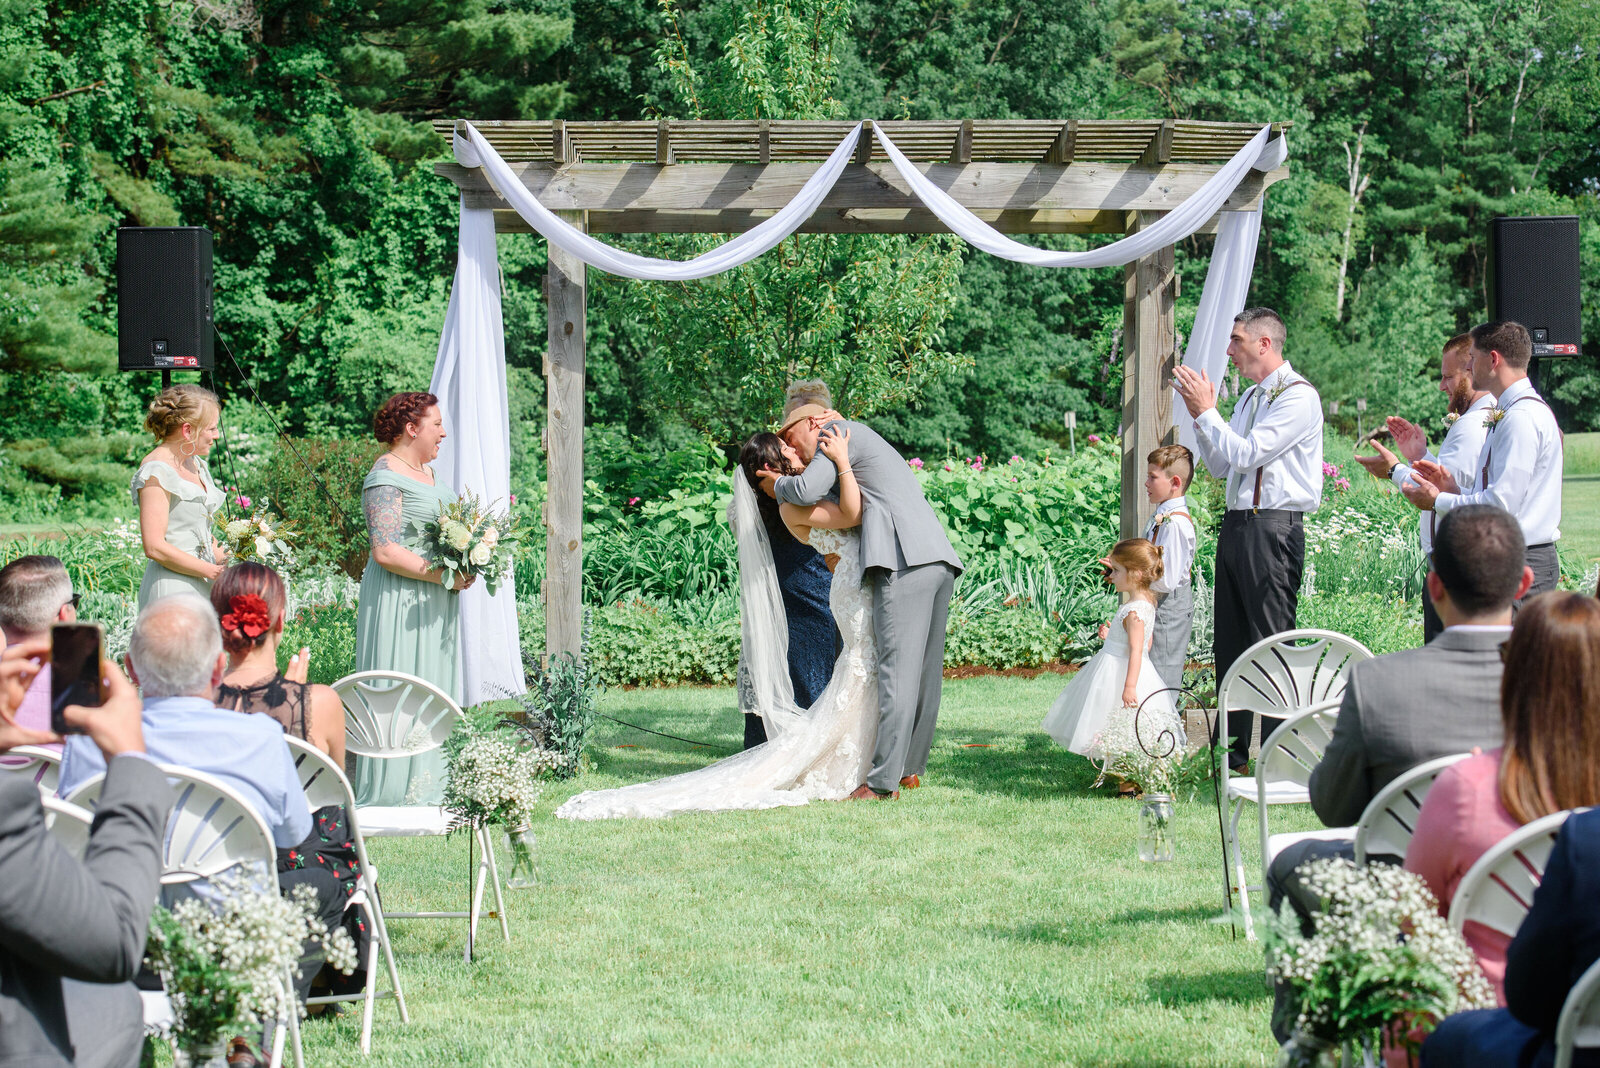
top-left (557, 528), bottom-right (876, 820)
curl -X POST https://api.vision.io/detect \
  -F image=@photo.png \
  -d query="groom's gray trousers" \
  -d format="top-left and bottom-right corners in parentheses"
top-left (865, 561), bottom-right (957, 794)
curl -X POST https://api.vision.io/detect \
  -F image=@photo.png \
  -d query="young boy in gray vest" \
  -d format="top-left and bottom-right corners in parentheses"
top-left (1141, 445), bottom-right (1198, 691)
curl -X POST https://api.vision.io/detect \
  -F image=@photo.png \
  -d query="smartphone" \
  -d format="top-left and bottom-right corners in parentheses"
top-left (50, 622), bottom-right (105, 734)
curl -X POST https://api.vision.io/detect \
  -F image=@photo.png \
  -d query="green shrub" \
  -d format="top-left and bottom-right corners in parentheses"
top-left (1296, 592), bottom-right (1421, 655)
top-left (587, 599), bottom-right (740, 687)
top-left (258, 438), bottom-right (380, 577)
top-left (281, 605), bottom-right (358, 684)
top-left (943, 604), bottom-right (1066, 670)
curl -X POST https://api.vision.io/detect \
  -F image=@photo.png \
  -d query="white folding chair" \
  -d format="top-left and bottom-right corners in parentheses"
top-left (1353, 753), bottom-right (1472, 864)
top-left (1224, 700), bottom-right (1344, 940)
top-left (1216, 628), bottom-right (1372, 940)
top-left (1449, 808), bottom-right (1584, 940)
top-left (285, 736), bottom-right (409, 1053)
top-left (66, 766), bottom-right (306, 1068)
top-left (335, 671), bottom-right (509, 962)
top-left (1555, 955), bottom-right (1600, 1068)
top-left (41, 795), bottom-right (92, 858)
top-left (1, 743), bottom-right (61, 794)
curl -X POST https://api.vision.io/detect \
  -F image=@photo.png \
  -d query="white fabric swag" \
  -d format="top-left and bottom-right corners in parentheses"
top-left (436, 120), bottom-right (1286, 697)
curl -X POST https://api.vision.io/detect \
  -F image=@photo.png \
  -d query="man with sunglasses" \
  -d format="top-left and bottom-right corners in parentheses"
top-left (1401, 320), bottom-right (1565, 604)
top-left (0, 555), bottom-right (80, 748)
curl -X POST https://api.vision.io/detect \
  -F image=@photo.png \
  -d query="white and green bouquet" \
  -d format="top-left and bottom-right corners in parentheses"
top-left (414, 491), bottom-right (524, 596)
top-left (221, 506), bottom-right (299, 565)
top-left (1267, 858), bottom-right (1495, 1061)
top-left (143, 874), bottom-right (358, 1061)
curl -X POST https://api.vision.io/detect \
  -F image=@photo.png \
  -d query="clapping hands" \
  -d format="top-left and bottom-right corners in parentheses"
top-left (1172, 366), bottom-right (1218, 418)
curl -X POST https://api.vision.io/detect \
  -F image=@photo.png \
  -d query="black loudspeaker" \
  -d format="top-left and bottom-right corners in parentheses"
top-left (116, 227), bottom-right (214, 371)
top-left (1489, 215), bottom-right (1582, 358)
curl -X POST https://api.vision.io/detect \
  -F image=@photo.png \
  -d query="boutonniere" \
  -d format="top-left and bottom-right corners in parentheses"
top-left (1484, 407), bottom-right (1508, 428)
top-left (1444, 412), bottom-right (1460, 425)
top-left (1267, 379), bottom-right (1294, 402)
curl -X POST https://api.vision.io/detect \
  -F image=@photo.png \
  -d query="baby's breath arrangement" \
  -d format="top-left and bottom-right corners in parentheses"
top-left (413, 490), bottom-right (524, 595)
top-left (442, 718), bottom-right (560, 833)
top-left (1266, 858), bottom-right (1495, 1056)
top-left (143, 875), bottom-right (359, 1059)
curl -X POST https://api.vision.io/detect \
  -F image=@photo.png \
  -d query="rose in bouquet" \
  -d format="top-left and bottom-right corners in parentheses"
top-left (414, 491), bottom-right (524, 596)
top-left (221, 506), bottom-right (298, 565)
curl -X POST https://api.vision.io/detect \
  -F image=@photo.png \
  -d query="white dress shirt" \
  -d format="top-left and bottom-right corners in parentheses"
top-left (1434, 377), bottom-right (1563, 545)
top-left (1392, 392), bottom-right (1495, 555)
top-left (1193, 362), bottom-right (1324, 513)
top-left (1143, 495), bottom-right (1195, 593)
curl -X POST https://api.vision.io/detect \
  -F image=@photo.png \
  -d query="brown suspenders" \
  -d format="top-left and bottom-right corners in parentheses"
top-left (1478, 394), bottom-right (1553, 490)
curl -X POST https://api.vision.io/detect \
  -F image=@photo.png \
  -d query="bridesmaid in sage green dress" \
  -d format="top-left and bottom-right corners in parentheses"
top-left (133, 385), bottom-right (228, 610)
top-left (354, 391), bottom-right (476, 806)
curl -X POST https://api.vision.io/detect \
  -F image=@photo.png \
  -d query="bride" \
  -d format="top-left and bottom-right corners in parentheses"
top-left (557, 426), bottom-right (878, 820)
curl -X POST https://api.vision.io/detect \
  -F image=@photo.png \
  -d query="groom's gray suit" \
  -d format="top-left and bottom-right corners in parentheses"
top-left (776, 420), bottom-right (962, 794)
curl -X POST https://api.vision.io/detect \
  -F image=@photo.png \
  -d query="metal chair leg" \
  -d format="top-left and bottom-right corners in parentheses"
top-left (482, 827), bottom-right (511, 942)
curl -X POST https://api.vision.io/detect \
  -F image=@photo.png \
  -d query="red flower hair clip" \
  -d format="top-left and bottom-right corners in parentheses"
top-left (221, 593), bottom-right (271, 639)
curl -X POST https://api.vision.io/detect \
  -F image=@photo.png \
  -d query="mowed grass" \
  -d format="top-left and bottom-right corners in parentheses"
top-left (1564, 433), bottom-right (1600, 573)
top-left (297, 676), bottom-right (1318, 1067)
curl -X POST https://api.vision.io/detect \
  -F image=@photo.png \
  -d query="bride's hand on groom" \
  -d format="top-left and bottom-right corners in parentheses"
top-left (817, 425), bottom-right (851, 467)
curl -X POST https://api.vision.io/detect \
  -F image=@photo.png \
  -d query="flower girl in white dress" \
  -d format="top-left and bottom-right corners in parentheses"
top-left (1043, 539), bottom-right (1180, 777)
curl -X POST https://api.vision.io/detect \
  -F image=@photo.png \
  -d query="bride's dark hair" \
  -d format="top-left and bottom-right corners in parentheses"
top-left (738, 433), bottom-right (798, 538)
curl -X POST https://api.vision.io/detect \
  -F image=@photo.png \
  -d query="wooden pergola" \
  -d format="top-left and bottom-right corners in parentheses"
top-left (431, 118), bottom-right (1290, 660)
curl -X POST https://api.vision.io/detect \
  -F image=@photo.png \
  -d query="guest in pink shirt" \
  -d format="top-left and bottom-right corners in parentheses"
top-left (0, 555), bottom-right (79, 753)
top-left (1406, 591), bottom-right (1600, 1006)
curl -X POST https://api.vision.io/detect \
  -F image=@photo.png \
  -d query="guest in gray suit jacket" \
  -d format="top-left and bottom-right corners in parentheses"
top-left (0, 643), bottom-right (172, 1068)
top-left (768, 405), bottom-right (962, 798)
top-left (1265, 504), bottom-right (1533, 1041)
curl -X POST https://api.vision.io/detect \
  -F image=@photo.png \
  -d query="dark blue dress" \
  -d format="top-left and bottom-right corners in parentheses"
top-left (743, 523), bottom-right (841, 749)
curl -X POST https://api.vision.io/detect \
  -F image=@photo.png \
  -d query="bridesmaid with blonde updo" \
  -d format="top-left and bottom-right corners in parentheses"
top-left (133, 384), bottom-right (227, 609)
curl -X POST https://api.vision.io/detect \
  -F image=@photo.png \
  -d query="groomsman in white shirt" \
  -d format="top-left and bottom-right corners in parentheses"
top-left (1354, 333), bottom-right (1494, 642)
top-left (1174, 307), bottom-right (1323, 772)
top-left (1142, 445), bottom-right (1198, 691)
top-left (1401, 320), bottom-right (1564, 602)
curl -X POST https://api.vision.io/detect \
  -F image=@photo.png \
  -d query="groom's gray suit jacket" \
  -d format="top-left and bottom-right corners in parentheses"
top-left (774, 420), bottom-right (962, 580)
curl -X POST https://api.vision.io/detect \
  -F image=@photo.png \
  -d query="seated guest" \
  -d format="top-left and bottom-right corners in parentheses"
top-left (210, 563), bottom-right (367, 990)
top-left (57, 595), bottom-right (344, 1006)
top-left (1266, 504), bottom-right (1531, 1039)
top-left (1406, 591), bottom-right (1600, 1004)
top-left (0, 637), bottom-right (173, 1068)
top-left (0, 554), bottom-right (80, 750)
top-left (212, 563), bottom-right (345, 765)
top-left (1422, 806), bottom-right (1600, 1067)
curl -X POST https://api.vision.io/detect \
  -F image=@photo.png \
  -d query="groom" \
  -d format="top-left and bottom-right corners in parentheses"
top-left (765, 405), bottom-right (963, 800)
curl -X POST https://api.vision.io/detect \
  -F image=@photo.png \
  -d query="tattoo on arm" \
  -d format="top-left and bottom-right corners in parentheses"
top-left (372, 455), bottom-right (393, 472)
top-left (365, 485), bottom-right (405, 548)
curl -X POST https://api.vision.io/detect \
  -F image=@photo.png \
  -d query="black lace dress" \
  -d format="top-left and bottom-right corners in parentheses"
top-left (219, 674), bottom-right (370, 985)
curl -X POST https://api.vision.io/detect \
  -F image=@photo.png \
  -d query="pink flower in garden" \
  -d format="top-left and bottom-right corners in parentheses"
top-left (627, 497), bottom-right (640, 506)
top-left (509, 495), bottom-right (517, 506)
top-left (235, 495), bottom-right (252, 509)
top-left (1334, 477), bottom-right (1351, 492)
top-left (971, 461), bottom-right (983, 471)
top-left (908, 458), bottom-right (924, 470)
top-left (1009, 455), bottom-right (1022, 464)
top-left (1086, 434), bottom-right (1101, 444)
top-left (1321, 461), bottom-right (1339, 478)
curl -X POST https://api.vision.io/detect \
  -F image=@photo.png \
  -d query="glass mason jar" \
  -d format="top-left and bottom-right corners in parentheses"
top-left (503, 823), bottom-right (538, 889)
top-left (1275, 1031), bottom-right (1340, 1068)
top-left (174, 1041), bottom-right (229, 1068)
top-left (1138, 793), bottom-right (1175, 862)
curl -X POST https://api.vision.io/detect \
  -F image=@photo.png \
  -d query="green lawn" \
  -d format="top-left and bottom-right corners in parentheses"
top-left (1564, 433), bottom-right (1600, 575)
top-left (294, 677), bottom-right (1316, 1067)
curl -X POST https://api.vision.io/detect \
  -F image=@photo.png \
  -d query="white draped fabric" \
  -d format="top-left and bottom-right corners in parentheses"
top-left (429, 200), bottom-right (525, 704)
top-left (433, 119), bottom-right (1286, 676)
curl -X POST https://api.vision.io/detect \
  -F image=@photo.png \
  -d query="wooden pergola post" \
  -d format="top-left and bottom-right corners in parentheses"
top-left (544, 209), bottom-right (587, 661)
top-left (1120, 209), bottom-right (1178, 539)
top-left (436, 119), bottom-right (1286, 665)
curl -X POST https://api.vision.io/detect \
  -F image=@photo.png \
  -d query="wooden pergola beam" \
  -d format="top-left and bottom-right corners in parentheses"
top-left (434, 159), bottom-right (1283, 220)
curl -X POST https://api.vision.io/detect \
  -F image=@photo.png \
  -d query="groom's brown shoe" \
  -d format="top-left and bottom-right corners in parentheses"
top-left (845, 784), bottom-right (898, 801)
top-left (899, 775), bottom-right (920, 790)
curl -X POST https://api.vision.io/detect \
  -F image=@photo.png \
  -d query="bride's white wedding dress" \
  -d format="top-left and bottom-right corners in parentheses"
top-left (556, 524), bottom-right (878, 820)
